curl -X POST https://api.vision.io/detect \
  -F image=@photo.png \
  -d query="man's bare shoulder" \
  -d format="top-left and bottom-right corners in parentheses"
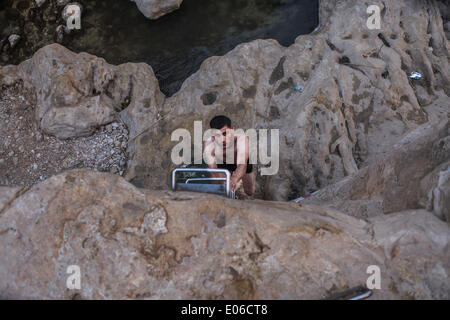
top-left (234, 132), bottom-right (249, 146)
top-left (204, 136), bottom-right (215, 146)
top-left (234, 131), bottom-right (248, 138)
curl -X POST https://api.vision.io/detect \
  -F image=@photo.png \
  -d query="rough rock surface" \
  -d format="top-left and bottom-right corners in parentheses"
top-left (125, 0), bottom-right (450, 200)
top-left (131, 0), bottom-right (183, 19)
top-left (0, 80), bottom-right (129, 187)
top-left (1, 0), bottom-right (448, 201)
top-left (0, 0), bottom-right (78, 65)
top-left (420, 160), bottom-right (450, 224)
top-left (299, 117), bottom-right (450, 220)
top-left (0, 169), bottom-right (448, 299)
top-left (0, 1), bottom-right (448, 301)
top-left (1, 43), bottom-right (164, 140)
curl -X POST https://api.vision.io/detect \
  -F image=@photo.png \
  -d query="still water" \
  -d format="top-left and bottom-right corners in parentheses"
top-left (68, 0), bottom-right (319, 95)
top-left (1, 0), bottom-right (319, 95)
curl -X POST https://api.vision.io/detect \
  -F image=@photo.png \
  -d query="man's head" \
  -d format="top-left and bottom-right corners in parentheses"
top-left (210, 115), bottom-right (233, 147)
top-left (210, 115), bottom-right (232, 130)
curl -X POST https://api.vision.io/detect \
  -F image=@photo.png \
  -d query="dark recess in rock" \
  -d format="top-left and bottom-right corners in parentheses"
top-left (201, 91), bottom-right (218, 105)
top-left (269, 56), bottom-right (286, 85)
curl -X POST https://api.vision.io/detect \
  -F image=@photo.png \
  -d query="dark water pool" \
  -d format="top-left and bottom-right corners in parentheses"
top-left (1, 0), bottom-right (319, 96)
top-left (68, 0), bottom-right (319, 95)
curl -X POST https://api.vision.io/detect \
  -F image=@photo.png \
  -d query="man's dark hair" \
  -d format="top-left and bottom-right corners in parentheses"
top-left (210, 115), bottom-right (232, 129)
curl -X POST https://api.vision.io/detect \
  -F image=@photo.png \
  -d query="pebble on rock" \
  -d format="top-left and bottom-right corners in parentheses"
top-left (35, 0), bottom-right (47, 7)
top-left (8, 35), bottom-right (21, 49)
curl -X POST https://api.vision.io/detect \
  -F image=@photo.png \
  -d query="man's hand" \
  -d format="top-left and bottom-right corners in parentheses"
top-left (229, 133), bottom-right (250, 192)
top-left (230, 177), bottom-right (238, 191)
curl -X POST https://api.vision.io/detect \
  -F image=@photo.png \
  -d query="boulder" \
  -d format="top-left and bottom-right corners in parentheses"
top-left (2, 43), bottom-right (164, 139)
top-left (369, 209), bottom-right (449, 299)
top-left (131, 0), bottom-right (183, 19)
top-left (39, 94), bottom-right (116, 139)
top-left (0, 169), bottom-right (448, 299)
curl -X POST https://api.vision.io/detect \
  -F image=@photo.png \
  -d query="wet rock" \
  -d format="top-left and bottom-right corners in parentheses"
top-left (8, 34), bottom-right (20, 49)
top-left (3, 43), bottom-right (163, 140)
top-left (55, 25), bottom-right (65, 43)
top-left (431, 168), bottom-right (450, 224)
top-left (62, 2), bottom-right (83, 22)
top-left (131, 0), bottom-right (183, 19)
top-left (0, 169), bottom-right (448, 299)
top-left (35, 0), bottom-right (46, 7)
top-left (0, 1), bottom-right (67, 65)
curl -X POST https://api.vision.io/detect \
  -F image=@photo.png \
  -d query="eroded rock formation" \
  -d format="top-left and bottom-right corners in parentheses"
top-left (1, 43), bottom-right (164, 139)
top-left (0, 169), bottom-right (448, 299)
top-left (131, 0), bottom-right (183, 19)
top-left (127, 0), bottom-right (450, 201)
top-left (1, 0), bottom-right (448, 201)
top-left (299, 116), bottom-right (450, 222)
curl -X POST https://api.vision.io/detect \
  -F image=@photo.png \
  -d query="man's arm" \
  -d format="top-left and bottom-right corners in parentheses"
top-left (203, 137), bottom-right (223, 182)
top-left (230, 135), bottom-right (250, 190)
top-left (203, 137), bottom-right (217, 169)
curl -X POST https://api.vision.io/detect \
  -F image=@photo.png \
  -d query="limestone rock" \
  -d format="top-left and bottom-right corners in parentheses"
top-left (0, 169), bottom-right (448, 299)
top-left (1, 0), bottom-right (448, 201)
top-left (131, 0), bottom-right (183, 19)
top-left (432, 168), bottom-right (450, 224)
top-left (40, 94), bottom-right (116, 139)
top-left (35, 0), bottom-right (46, 7)
top-left (420, 160), bottom-right (450, 224)
top-left (126, 0), bottom-right (450, 200)
top-left (299, 118), bottom-right (450, 217)
top-left (8, 35), bottom-right (21, 49)
top-left (369, 209), bottom-right (449, 299)
top-left (8, 43), bottom-right (163, 139)
top-left (0, 186), bottom-right (24, 213)
top-left (0, 65), bottom-right (22, 86)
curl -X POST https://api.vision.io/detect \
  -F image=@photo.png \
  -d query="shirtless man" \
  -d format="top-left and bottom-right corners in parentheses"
top-left (203, 116), bottom-right (255, 196)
